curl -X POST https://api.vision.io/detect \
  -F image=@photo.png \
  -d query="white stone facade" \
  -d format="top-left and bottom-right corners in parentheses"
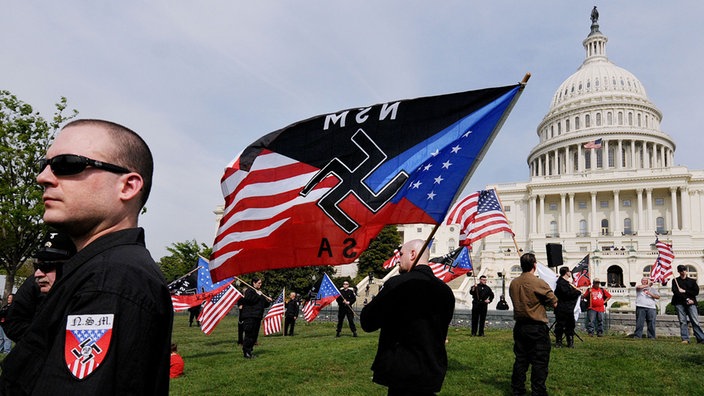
top-left (400, 16), bottom-right (704, 312)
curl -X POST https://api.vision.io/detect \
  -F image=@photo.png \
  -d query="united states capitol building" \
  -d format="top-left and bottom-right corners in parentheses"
top-left (392, 11), bottom-right (704, 312)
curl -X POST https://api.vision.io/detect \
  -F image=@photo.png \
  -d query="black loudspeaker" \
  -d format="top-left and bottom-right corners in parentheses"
top-left (546, 243), bottom-right (563, 268)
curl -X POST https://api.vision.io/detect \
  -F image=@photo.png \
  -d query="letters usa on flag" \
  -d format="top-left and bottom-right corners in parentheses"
top-left (429, 247), bottom-right (472, 283)
top-left (445, 189), bottom-right (513, 247)
top-left (210, 84), bottom-right (524, 280)
top-left (263, 290), bottom-right (286, 336)
top-left (302, 273), bottom-right (341, 322)
top-left (198, 283), bottom-right (243, 335)
top-left (650, 238), bottom-right (674, 285)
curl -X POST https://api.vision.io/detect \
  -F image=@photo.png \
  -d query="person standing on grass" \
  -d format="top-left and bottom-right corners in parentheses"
top-left (671, 265), bottom-right (704, 344)
top-left (583, 278), bottom-right (611, 337)
top-left (0, 119), bottom-right (173, 395)
top-left (240, 277), bottom-right (271, 358)
top-left (469, 275), bottom-right (494, 336)
top-left (553, 267), bottom-right (582, 348)
top-left (360, 239), bottom-right (455, 395)
top-left (633, 277), bottom-right (659, 339)
top-left (336, 281), bottom-right (357, 337)
top-left (509, 252), bottom-right (558, 396)
top-left (284, 292), bottom-right (299, 336)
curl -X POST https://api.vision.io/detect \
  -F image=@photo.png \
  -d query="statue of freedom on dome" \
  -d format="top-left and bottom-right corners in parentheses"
top-left (591, 6), bottom-right (599, 24)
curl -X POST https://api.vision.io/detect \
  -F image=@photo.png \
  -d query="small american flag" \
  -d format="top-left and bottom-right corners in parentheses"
top-left (382, 247), bottom-right (401, 269)
top-left (583, 138), bottom-right (602, 149)
top-left (263, 290), bottom-right (285, 336)
top-left (650, 238), bottom-right (674, 285)
top-left (445, 189), bottom-right (513, 247)
top-left (198, 283), bottom-right (243, 335)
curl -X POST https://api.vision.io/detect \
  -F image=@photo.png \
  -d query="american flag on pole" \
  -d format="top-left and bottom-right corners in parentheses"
top-left (198, 283), bottom-right (243, 335)
top-left (650, 238), bottom-right (674, 285)
top-left (583, 138), bottom-right (602, 149)
top-left (382, 247), bottom-right (401, 269)
top-left (209, 84), bottom-right (524, 280)
top-left (302, 273), bottom-right (341, 322)
top-left (445, 189), bottom-right (513, 247)
top-left (263, 290), bottom-right (285, 336)
top-left (429, 247), bottom-right (472, 283)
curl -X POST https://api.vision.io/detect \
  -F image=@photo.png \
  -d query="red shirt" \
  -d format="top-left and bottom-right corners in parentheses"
top-left (170, 353), bottom-right (184, 378)
top-left (585, 287), bottom-right (611, 312)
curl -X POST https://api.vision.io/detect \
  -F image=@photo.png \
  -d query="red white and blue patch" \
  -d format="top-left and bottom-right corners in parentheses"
top-left (64, 314), bottom-right (114, 379)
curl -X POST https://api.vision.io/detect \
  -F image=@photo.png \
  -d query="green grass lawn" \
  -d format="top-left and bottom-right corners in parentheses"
top-left (171, 313), bottom-right (703, 395)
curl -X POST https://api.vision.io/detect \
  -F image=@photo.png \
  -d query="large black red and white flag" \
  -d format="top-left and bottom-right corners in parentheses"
top-left (210, 83), bottom-right (524, 280)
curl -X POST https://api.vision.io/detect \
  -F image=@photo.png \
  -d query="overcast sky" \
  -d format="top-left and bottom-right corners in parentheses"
top-left (3, 1), bottom-right (702, 260)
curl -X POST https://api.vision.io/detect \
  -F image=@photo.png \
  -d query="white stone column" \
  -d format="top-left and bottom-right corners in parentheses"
top-left (613, 190), bottom-right (620, 235)
top-left (569, 193), bottom-right (576, 234)
top-left (646, 188), bottom-right (654, 232)
top-left (539, 194), bottom-right (546, 235)
top-left (681, 186), bottom-right (691, 231)
top-left (617, 139), bottom-right (623, 169)
top-left (554, 150), bottom-right (559, 175)
top-left (603, 140), bottom-right (609, 168)
top-left (591, 192), bottom-right (598, 236)
top-left (670, 187), bottom-right (679, 232)
top-left (577, 144), bottom-right (583, 172)
top-left (631, 141), bottom-right (637, 169)
top-left (560, 193), bottom-right (567, 234)
top-left (530, 195), bottom-right (537, 235)
top-left (636, 189), bottom-right (644, 233)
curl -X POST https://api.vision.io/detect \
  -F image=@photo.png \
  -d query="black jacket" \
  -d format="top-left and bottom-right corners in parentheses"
top-left (0, 228), bottom-right (173, 396)
top-left (239, 288), bottom-right (269, 320)
top-left (285, 299), bottom-right (299, 317)
top-left (336, 288), bottom-right (357, 311)
top-left (360, 265), bottom-right (455, 393)
top-left (470, 283), bottom-right (494, 305)
top-left (3, 276), bottom-right (43, 343)
top-left (554, 277), bottom-right (581, 314)
top-left (671, 276), bottom-right (699, 306)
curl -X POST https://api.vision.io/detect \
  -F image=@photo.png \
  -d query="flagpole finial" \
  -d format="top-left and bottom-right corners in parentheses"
top-left (521, 73), bottom-right (531, 85)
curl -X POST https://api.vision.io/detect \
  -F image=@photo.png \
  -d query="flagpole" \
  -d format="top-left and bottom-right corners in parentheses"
top-left (447, 74), bottom-right (530, 208)
top-left (234, 276), bottom-right (273, 301)
top-left (167, 266), bottom-right (199, 288)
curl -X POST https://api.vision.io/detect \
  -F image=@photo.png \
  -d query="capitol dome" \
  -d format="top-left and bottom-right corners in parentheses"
top-left (528, 15), bottom-right (673, 178)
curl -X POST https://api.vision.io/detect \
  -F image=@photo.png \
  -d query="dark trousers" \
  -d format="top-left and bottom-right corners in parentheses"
top-left (284, 316), bottom-right (296, 336)
top-left (242, 317), bottom-right (262, 356)
top-left (554, 310), bottom-right (576, 342)
top-left (471, 302), bottom-right (488, 335)
top-left (337, 308), bottom-right (356, 333)
top-left (512, 322), bottom-right (551, 396)
top-left (237, 319), bottom-right (244, 344)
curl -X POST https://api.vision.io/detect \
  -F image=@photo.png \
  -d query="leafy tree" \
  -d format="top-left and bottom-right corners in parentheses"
top-left (241, 266), bottom-right (335, 300)
top-left (0, 91), bottom-right (77, 297)
top-left (158, 240), bottom-right (212, 283)
top-left (356, 225), bottom-right (402, 282)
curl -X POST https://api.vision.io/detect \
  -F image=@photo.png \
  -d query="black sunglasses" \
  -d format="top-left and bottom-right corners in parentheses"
top-left (37, 154), bottom-right (131, 176)
top-left (34, 261), bottom-right (60, 273)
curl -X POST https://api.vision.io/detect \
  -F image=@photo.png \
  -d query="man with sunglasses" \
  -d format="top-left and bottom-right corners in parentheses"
top-left (0, 119), bottom-right (173, 395)
top-left (2, 232), bottom-right (75, 343)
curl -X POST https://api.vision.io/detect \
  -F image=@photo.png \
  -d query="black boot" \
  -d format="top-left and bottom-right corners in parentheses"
top-left (566, 335), bottom-right (574, 348)
top-left (555, 336), bottom-right (563, 348)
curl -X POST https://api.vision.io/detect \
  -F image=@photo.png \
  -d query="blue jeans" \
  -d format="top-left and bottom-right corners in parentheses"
top-left (675, 304), bottom-right (704, 342)
top-left (0, 326), bottom-right (11, 353)
top-left (586, 310), bottom-right (604, 335)
top-left (634, 306), bottom-right (657, 338)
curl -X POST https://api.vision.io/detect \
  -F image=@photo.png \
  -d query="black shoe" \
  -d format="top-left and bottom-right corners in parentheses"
top-left (336, 332), bottom-right (341, 337)
top-left (353, 332), bottom-right (358, 337)
top-left (244, 352), bottom-right (253, 359)
top-left (555, 342), bottom-right (563, 348)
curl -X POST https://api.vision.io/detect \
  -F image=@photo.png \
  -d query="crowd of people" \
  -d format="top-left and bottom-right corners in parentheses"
top-left (0, 118), bottom-right (700, 395)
